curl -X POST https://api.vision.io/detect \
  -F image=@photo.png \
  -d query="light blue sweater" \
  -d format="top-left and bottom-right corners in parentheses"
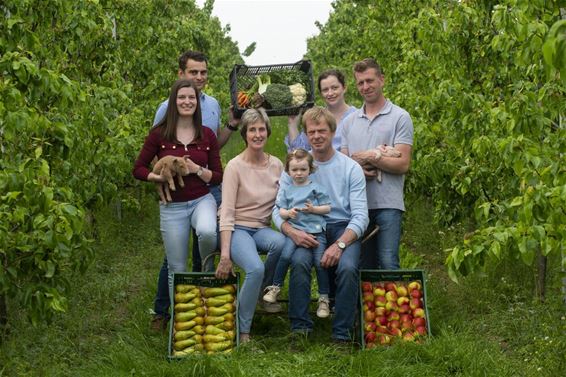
top-left (273, 151), bottom-right (368, 239)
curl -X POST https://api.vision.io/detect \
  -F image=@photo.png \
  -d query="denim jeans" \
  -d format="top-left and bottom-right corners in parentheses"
top-left (288, 222), bottom-right (360, 340)
top-left (159, 194), bottom-right (217, 299)
top-left (190, 184), bottom-right (222, 271)
top-left (360, 209), bottom-right (403, 270)
top-left (229, 225), bottom-right (285, 334)
top-left (273, 234), bottom-right (329, 296)
top-left (153, 187), bottom-right (221, 317)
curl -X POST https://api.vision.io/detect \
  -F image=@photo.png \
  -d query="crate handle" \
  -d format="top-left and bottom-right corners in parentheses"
top-left (361, 225), bottom-right (379, 244)
top-left (202, 251), bottom-right (236, 276)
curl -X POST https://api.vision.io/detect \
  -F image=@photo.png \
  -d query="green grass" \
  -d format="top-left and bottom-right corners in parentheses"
top-left (1, 119), bottom-right (565, 376)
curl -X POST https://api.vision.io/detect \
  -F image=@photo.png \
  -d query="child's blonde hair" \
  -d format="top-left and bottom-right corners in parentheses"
top-left (285, 148), bottom-right (316, 174)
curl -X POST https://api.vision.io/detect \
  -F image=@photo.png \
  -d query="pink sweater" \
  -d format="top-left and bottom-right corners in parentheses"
top-left (219, 153), bottom-right (283, 231)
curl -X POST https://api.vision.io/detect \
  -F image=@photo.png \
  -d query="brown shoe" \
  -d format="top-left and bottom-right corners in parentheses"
top-left (150, 314), bottom-right (168, 332)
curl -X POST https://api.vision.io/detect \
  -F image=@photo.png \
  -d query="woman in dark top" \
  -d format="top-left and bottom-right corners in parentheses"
top-left (133, 79), bottom-right (222, 290)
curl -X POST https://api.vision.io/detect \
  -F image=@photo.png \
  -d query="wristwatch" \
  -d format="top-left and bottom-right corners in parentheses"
top-left (336, 240), bottom-right (346, 251)
top-left (196, 166), bottom-right (204, 177)
top-left (226, 123), bottom-right (238, 132)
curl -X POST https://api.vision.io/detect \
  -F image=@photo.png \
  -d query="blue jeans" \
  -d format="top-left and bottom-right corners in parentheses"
top-left (153, 186), bottom-right (221, 317)
top-left (190, 185), bottom-right (222, 271)
top-left (159, 194), bottom-right (217, 299)
top-left (289, 222), bottom-right (360, 340)
top-left (273, 235), bottom-right (329, 296)
top-left (360, 209), bottom-right (403, 270)
top-left (230, 226), bottom-right (285, 333)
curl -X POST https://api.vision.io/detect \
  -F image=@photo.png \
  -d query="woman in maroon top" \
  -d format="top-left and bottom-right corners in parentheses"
top-left (133, 79), bottom-right (222, 290)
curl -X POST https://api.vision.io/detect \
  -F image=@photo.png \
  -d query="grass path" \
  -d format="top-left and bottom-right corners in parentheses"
top-left (1, 122), bottom-right (564, 375)
top-left (1, 191), bottom-right (564, 376)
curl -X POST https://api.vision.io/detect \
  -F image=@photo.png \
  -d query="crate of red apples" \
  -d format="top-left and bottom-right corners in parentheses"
top-left (360, 270), bottom-right (430, 348)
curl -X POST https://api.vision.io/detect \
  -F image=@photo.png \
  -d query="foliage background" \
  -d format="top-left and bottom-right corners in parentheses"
top-left (0, 0), bottom-right (565, 375)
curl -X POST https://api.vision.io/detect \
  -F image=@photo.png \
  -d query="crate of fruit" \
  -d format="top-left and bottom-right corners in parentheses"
top-left (229, 60), bottom-right (315, 117)
top-left (359, 269), bottom-right (430, 349)
top-left (168, 272), bottom-right (239, 359)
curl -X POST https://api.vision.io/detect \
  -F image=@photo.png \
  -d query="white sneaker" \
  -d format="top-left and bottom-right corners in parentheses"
top-left (262, 285), bottom-right (281, 303)
top-left (316, 297), bottom-right (330, 318)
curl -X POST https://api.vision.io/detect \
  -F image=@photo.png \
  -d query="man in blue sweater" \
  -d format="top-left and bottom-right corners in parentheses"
top-left (273, 106), bottom-right (368, 343)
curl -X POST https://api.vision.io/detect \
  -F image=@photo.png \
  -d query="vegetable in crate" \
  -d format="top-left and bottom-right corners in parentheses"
top-left (289, 83), bottom-right (307, 106)
top-left (263, 83), bottom-right (293, 109)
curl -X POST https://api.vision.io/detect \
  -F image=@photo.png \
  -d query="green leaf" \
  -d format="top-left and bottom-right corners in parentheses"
top-left (518, 238), bottom-right (535, 265)
top-left (510, 196), bottom-right (523, 207)
top-left (35, 146), bottom-right (43, 159)
top-left (45, 261), bottom-right (55, 278)
top-left (490, 241), bottom-right (501, 259)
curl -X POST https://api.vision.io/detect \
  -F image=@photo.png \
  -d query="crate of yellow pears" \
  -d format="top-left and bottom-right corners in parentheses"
top-left (168, 272), bottom-right (239, 359)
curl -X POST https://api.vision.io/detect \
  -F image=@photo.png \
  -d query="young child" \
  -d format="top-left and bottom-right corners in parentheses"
top-left (264, 148), bottom-right (332, 318)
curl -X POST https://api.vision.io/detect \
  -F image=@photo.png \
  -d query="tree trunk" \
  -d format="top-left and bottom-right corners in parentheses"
top-left (0, 293), bottom-right (7, 343)
top-left (535, 250), bottom-right (547, 302)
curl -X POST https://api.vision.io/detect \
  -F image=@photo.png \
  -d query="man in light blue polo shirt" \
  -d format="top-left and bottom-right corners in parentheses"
top-left (273, 106), bottom-right (368, 343)
top-left (150, 50), bottom-right (239, 331)
top-left (341, 58), bottom-right (414, 270)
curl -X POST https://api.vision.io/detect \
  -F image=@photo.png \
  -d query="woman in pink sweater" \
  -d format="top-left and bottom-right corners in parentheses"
top-left (215, 108), bottom-right (286, 344)
top-left (133, 79), bottom-right (222, 292)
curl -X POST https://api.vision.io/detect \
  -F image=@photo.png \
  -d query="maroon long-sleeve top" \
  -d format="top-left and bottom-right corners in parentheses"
top-left (133, 126), bottom-right (223, 202)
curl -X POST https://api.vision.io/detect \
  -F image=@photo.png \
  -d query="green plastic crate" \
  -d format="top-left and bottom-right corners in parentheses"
top-left (168, 272), bottom-right (240, 359)
top-left (359, 269), bottom-right (431, 348)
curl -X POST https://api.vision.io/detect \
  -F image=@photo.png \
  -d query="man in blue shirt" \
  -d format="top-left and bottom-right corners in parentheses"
top-left (273, 106), bottom-right (368, 343)
top-left (151, 50), bottom-right (239, 331)
top-left (341, 58), bottom-right (414, 270)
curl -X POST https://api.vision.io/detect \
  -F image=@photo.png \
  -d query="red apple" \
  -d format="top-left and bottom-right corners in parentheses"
top-left (373, 282), bottom-right (385, 290)
top-left (362, 281), bottom-right (373, 292)
top-left (388, 319), bottom-right (400, 329)
top-left (413, 308), bottom-right (425, 318)
top-left (385, 301), bottom-right (398, 312)
top-left (403, 331), bottom-right (416, 342)
top-left (415, 325), bottom-right (427, 336)
top-left (409, 298), bottom-right (422, 310)
top-left (375, 325), bottom-right (389, 334)
top-left (365, 321), bottom-right (377, 333)
top-left (375, 315), bottom-right (388, 326)
top-left (397, 296), bottom-right (410, 306)
top-left (399, 313), bottom-right (412, 323)
top-left (412, 317), bottom-right (426, 328)
top-left (385, 290), bottom-right (398, 302)
top-left (366, 342), bottom-right (376, 349)
top-left (410, 289), bottom-right (422, 299)
top-left (375, 296), bottom-right (387, 307)
top-left (378, 334), bottom-right (391, 345)
top-left (363, 301), bottom-right (376, 312)
top-left (400, 319), bottom-right (413, 331)
top-left (387, 311), bottom-right (400, 322)
top-left (398, 303), bottom-right (411, 314)
top-left (363, 292), bottom-right (374, 302)
top-left (384, 282), bottom-right (397, 292)
top-left (408, 281), bottom-right (422, 292)
top-left (389, 327), bottom-right (402, 337)
top-left (396, 285), bottom-right (408, 297)
top-left (365, 331), bottom-right (376, 343)
top-left (375, 306), bottom-right (387, 316)
top-left (364, 310), bottom-right (376, 322)
top-left (373, 287), bottom-right (386, 296)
